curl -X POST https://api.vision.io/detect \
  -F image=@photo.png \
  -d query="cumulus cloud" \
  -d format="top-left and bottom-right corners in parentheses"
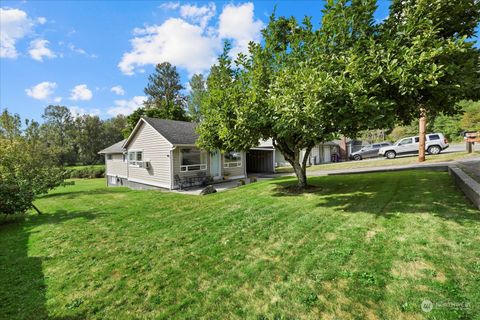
top-left (219, 3), bottom-right (264, 58)
top-left (111, 85), bottom-right (125, 96)
top-left (25, 81), bottom-right (57, 100)
top-left (107, 96), bottom-right (147, 116)
top-left (0, 8), bottom-right (33, 58)
top-left (37, 17), bottom-right (47, 24)
top-left (70, 84), bottom-right (93, 101)
top-left (70, 106), bottom-right (101, 118)
top-left (180, 3), bottom-right (216, 29)
top-left (53, 96), bottom-right (62, 103)
top-left (119, 2), bottom-right (264, 76)
top-left (29, 39), bottom-right (56, 61)
top-left (118, 18), bottom-right (220, 76)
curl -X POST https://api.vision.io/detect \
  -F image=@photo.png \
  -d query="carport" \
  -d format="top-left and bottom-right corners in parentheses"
top-left (246, 148), bottom-right (275, 174)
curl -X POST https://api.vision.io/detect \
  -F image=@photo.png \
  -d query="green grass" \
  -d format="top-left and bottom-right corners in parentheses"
top-left (1, 171), bottom-right (479, 319)
top-left (276, 151), bottom-right (480, 174)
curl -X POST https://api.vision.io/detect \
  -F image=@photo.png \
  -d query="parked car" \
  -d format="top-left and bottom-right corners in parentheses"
top-left (349, 142), bottom-right (392, 160)
top-left (378, 133), bottom-right (449, 159)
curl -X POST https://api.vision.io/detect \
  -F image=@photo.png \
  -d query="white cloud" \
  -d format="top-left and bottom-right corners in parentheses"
top-left (107, 96), bottom-right (147, 116)
top-left (67, 43), bottom-right (97, 58)
top-left (180, 3), bottom-right (216, 29)
top-left (0, 8), bottom-right (33, 58)
top-left (70, 84), bottom-right (93, 101)
top-left (70, 106), bottom-right (101, 118)
top-left (118, 18), bottom-right (220, 76)
top-left (219, 3), bottom-right (264, 58)
top-left (159, 2), bottom-right (179, 10)
top-left (28, 39), bottom-right (56, 61)
top-left (53, 96), bottom-right (62, 103)
top-left (110, 85), bottom-right (125, 96)
top-left (25, 81), bottom-right (57, 100)
top-left (119, 2), bottom-right (264, 76)
top-left (37, 17), bottom-right (47, 24)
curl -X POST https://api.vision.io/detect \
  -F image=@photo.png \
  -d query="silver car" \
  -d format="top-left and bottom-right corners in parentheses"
top-left (378, 133), bottom-right (449, 159)
top-left (350, 142), bottom-right (392, 160)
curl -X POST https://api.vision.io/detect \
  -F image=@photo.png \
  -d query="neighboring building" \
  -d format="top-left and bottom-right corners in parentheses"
top-left (99, 117), bottom-right (247, 190)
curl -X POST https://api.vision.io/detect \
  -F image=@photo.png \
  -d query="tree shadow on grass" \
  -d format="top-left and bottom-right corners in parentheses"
top-left (38, 188), bottom-right (126, 200)
top-left (0, 209), bottom-right (102, 319)
top-left (270, 171), bottom-right (480, 223)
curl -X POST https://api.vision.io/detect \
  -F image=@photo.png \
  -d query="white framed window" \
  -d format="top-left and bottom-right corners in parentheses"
top-left (106, 154), bottom-right (112, 160)
top-left (224, 151), bottom-right (242, 168)
top-left (180, 148), bottom-right (207, 172)
top-left (128, 151), bottom-right (143, 166)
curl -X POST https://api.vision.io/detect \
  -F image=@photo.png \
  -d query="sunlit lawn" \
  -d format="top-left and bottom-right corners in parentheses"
top-left (1, 171), bottom-right (479, 319)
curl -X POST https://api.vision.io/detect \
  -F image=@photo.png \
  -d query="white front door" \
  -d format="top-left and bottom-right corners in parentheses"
top-left (210, 152), bottom-right (221, 178)
top-left (323, 146), bottom-right (331, 163)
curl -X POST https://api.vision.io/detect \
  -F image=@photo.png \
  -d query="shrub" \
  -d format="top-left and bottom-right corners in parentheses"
top-left (67, 166), bottom-right (105, 179)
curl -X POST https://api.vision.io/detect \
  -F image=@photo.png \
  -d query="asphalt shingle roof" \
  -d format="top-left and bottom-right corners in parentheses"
top-left (142, 117), bottom-right (198, 145)
top-left (98, 139), bottom-right (126, 154)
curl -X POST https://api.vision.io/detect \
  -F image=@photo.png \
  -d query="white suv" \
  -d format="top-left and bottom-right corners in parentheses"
top-left (378, 133), bottom-right (449, 159)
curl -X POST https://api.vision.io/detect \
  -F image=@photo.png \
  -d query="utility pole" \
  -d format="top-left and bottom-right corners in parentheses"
top-left (418, 108), bottom-right (426, 162)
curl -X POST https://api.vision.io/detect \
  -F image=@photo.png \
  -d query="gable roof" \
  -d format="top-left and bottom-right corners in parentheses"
top-left (98, 139), bottom-right (126, 154)
top-left (140, 117), bottom-right (198, 145)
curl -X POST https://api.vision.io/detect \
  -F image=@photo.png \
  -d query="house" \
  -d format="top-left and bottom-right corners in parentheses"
top-left (99, 117), bottom-right (247, 190)
top-left (99, 117), bottom-right (342, 190)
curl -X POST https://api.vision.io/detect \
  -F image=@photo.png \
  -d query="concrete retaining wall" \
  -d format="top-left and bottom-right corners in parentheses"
top-left (448, 166), bottom-right (480, 210)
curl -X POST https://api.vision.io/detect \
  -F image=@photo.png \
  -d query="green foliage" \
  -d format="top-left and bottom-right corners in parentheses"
top-left (198, 1), bottom-right (393, 187)
top-left (0, 110), bottom-right (65, 215)
top-left (41, 105), bottom-right (76, 165)
top-left (187, 73), bottom-right (207, 123)
top-left (66, 166), bottom-right (105, 179)
top-left (381, 0), bottom-right (480, 123)
top-left (125, 62), bottom-right (190, 135)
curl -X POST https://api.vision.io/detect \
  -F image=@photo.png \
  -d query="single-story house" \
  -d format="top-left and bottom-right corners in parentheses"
top-left (99, 117), bottom-right (247, 190)
top-left (99, 117), bottom-right (341, 190)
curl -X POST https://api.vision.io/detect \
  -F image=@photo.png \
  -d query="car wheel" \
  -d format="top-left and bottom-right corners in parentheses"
top-left (353, 154), bottom-right (362, 161)
top-left (385, 151), bottom-right (396, 159)
top-left (427, 145), bottom-right (441, 155)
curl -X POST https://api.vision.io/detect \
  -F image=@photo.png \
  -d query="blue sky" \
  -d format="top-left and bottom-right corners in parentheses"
top-left (0, 1), bottom-right (408, 121)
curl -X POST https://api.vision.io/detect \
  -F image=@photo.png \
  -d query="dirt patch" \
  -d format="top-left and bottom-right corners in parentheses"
top-left (391, 260), bottom-right (445, 282)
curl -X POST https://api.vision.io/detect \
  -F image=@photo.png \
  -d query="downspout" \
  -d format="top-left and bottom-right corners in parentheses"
top-left (170, 146), bottom-right (176, 189)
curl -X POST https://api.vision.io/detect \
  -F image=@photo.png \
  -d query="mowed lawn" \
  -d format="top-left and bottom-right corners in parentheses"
top-left (1, 171), bottom-right (479, 319)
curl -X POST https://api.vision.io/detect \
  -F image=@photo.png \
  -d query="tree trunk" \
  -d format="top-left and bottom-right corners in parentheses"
top-left (31, 204), bottom-right (42, 215)
top-left (273, 141), bottom-right (312, 189)
top-left (418, 108), bottom-right (427, 162)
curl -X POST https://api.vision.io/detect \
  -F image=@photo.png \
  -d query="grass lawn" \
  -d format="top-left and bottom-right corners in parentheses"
top-left (1, 171), bottom-right (479, 319)
top-left (276, 151), bottom-right (480, 174)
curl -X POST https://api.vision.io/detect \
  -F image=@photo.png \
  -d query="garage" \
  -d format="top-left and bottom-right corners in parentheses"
top-left (246, 148), bottom-right (275, 173)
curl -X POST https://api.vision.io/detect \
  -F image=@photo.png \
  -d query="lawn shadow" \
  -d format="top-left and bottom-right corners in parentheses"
top-left (38, 187), bottom-right (127, 200)
top-left (0, 209), bottom-right (102, 319)
top-left (270, 171), bottom-right (480, 223)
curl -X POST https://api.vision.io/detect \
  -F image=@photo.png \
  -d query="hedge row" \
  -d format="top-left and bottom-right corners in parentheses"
top-left (66, 166), bottom-right (105, 179)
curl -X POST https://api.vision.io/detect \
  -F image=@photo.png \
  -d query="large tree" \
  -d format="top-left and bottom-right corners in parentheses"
top-left (74, 115), bottom-right (104, 165)
top-left (382, 0), bottom-right (480, 161)
top-left (0, 110), bottom-right (64, 215)
top-left (187, 73), bottom-right (207, 123)
top-left (125, 62), bottom-right (190, 135)
top-left (198, 1), bottom-right (391, 188)
top-left (41, 105), bottom-right (76, 165)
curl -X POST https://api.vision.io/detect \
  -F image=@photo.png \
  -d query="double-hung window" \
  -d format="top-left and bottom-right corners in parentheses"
top-left (128, 151), bottom-right (143, 166)
top-left (224, 151), bottom-right (242, 168)
top-left (180, 148), bottom-right (207, 172)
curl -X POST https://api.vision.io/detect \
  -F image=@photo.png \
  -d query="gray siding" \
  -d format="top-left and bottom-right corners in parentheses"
top-left (126, 122), bottom-right (172, 189)
top-left (105, 153), bottom-right (127, 177)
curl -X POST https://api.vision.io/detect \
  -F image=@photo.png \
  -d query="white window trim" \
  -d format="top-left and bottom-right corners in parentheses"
top-left (223, 151), bottom-right (242, 168)
top-left (179, 148), bottom-right (207, 172)
top-left (128, 150), bottom-right (144, 167)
